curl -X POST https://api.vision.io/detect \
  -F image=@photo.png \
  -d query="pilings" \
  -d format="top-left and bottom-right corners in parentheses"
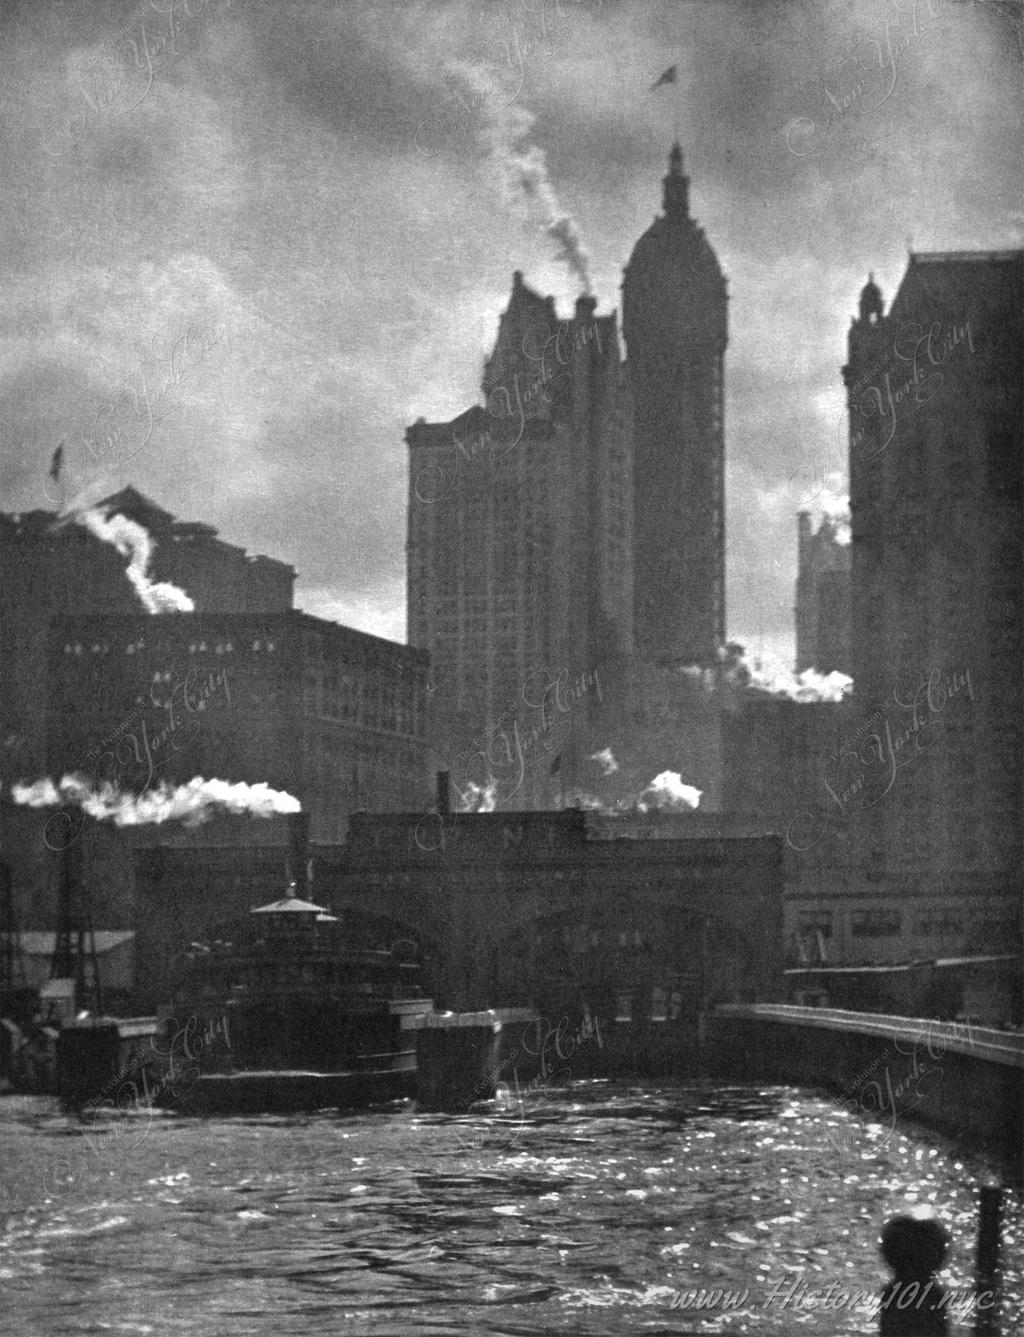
top-left (407, 1008), bottom-right (540, 1112)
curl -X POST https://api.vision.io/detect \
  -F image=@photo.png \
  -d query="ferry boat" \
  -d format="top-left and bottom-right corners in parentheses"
top-left (154, 879), bottom-right (434, 1114)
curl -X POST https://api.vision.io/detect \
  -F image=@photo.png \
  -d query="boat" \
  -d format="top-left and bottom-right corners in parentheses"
top-left (154, 890), bottom-right (432, 1113)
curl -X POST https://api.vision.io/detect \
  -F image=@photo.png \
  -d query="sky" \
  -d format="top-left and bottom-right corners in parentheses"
top-left (2, 0), bottom-right (1021, 671)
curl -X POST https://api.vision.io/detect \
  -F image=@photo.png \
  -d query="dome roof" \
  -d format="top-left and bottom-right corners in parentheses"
top-left (623, 145), bottom-right (726, 297)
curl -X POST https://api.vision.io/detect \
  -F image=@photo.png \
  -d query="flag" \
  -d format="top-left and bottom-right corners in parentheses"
top-left (49, 443), bottom-right (64, 483)
top-left (650, 65), bottom-right (677, 92)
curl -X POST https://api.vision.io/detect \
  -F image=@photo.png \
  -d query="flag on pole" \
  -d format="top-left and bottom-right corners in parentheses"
top-left (650, 65), bottom-right (677, 92)
top-left (49, 443), bottom-right (64, 483)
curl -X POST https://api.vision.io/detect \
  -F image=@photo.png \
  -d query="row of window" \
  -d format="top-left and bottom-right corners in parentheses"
top-left (797, 910), bottom-right (1020, 939)
top-left (61, 639), bottom-right (275, 657)
top-left (615, 988), bottom-right (686, 1023)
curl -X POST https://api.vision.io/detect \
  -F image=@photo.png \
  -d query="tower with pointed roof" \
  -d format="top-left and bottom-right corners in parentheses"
top-left (622, 144), bottom-right (728, 667)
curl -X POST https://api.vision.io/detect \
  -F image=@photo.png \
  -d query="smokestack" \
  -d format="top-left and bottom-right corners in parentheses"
top-left (575, 295), bottom-right (597, 318)
top-left (287, 810), bottom-right (311, 898)
top-left (436, 770), bottom-right (451, 818)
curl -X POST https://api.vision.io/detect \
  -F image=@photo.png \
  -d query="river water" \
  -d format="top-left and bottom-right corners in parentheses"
top-left (1, 1082), bottom-right (1020, 1336)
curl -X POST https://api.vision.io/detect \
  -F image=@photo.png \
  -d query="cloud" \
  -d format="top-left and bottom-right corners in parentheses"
top-left (1, 0), bottom-right (1019, 667)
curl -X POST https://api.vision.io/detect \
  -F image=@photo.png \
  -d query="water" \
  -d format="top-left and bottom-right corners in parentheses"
top-left (1, 1083), bottom-right (1020, 1336)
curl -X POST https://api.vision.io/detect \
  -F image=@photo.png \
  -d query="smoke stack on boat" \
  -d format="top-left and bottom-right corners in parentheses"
top-left (436, 770), bottom-right (451, 818)
top-left (287, 810), bottom-right (312, 898)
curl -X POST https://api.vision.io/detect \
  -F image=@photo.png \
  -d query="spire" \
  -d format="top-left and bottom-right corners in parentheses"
top-left (662, 142), bottom-right (689, 220)
top-left (858, 272), bottom-right (884, 324)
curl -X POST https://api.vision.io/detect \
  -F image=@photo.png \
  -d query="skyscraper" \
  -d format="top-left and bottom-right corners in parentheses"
top-left (406, 274), bottom-right (633, 805)
top-left (844, 251), bottom-right (1022, 943)
top-left (622, 144), bottom-right (728, 667)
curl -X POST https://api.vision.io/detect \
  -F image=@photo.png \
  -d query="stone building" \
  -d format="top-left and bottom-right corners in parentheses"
top-left (49, 612), bottom-right (430, 846)
top-left (316, 798), bottom-right (783, 1074)
top-left (843, 252), bottom-right (1022, 945)
top-left (622, 143), bottom-right (728, 667)
top-left (1, 486), bottom-right (295, 783)
top-left (406, 146), bottom-right (730, 807)
top-left (406, 275), bottom-right (634, 805)
top-left (795, 511), bottom-right (852, 676)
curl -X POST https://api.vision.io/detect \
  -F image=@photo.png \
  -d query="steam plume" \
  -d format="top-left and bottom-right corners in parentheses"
top-left (681, 646), bottom-right (853, 703)
top-left (456, 777), bottom-right (498, 813)
top-left (75, 507), bottom-right (195, 614)
top-left (637, 772), bottom-right (702, 813)
top-left (448, 63), bottom-right (592, 294)
top-left (11, 774), bottom-right (299, 828)
top-left (818, 488), bottom-right (851, 546)
top-left (588, 747), bottom-right (619, 777)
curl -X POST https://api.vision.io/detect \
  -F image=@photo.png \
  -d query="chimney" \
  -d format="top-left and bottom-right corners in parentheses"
top-left (287, 810), bottom-right (311, 898)
top-left (575, 295), bottom-right (597, 319)
top-left (436, 770), bottom-right (451, 818)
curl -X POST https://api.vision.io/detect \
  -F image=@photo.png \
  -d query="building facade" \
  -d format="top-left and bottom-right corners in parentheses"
top-left (49, 611), bottom-right (430, 845)
top-left (406, 274), bottom-right (634, 805)
top-left (622, 144), bottom-right (728, 667)
top-left (317, 802), bottom-right (783, 1073)
top-left (795, 511), bottom-right (852, 676)
top-left (842, 251), bottom-right (1022, 945)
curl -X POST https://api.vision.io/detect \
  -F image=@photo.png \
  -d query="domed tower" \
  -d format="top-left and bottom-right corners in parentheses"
top-left (622, 144), bottom-right (728, 666)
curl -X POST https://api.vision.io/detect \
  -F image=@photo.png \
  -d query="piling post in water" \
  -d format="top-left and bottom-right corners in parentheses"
top-left (974, 1185), bottom-right (1002, 1335)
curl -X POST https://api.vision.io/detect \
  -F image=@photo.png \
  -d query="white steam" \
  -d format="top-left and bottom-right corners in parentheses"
top-left (447, 63), bottom-right (592, 295)
top-left (743, 663), bottom-right (852, 703)
top-left (457, 777), bottom-right (498, 813)
top-left (588, 747), bottom-right (619, 776)
top-left (681, 647), bottom-right (853, 703)
top-left (818, 488), bottom-right (852, 546)
top-left (11, 774), bottom-right (299, 828)
top-left (76, 507), bottom-right (195, 614)
top-left (637, 772), bottom-right (703, 813)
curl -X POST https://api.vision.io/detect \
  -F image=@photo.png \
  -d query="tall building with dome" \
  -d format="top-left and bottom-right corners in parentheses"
top-left (405, 148), bottom-right (732, 809)
top-left (406, 276), bottom-right (633, 807)
top-left (622, 144), bottom-right (728, 668)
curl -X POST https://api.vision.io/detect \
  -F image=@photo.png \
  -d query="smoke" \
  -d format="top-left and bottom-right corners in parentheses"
top-left (447, 62), bottom-right (593, 295)
top-left (588, 747), bottom-right (619, 776)
top-left (456, 776), bottom-right (498, 812)
top-left (679, 646), bottom-right (853, 703)
top-left (11, 773), bottom-right (300, 828)
top-left (74, 507), bottom-right (195, 614)
top-left (818, 487), bottom-right (852, 546)
top-left (742, 662), bottom-right (853, 703)
top-left (637, 771), bottom-right (702, 813)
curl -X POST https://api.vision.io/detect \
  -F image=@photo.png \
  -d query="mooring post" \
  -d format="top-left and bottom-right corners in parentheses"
top-left (974, 1185), bottom-right (1002, 1335)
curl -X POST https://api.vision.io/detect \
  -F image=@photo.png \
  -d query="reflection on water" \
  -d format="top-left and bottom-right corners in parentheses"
top-left (1, 1082), bottom-right (1020, 1335)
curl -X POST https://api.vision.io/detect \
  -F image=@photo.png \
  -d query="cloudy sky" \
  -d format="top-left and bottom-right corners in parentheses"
top-left (2, 0), bottom-right (1020, 667)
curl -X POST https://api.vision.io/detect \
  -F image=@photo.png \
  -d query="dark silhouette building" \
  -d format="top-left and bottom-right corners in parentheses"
top-left (843, 251), bottom-right (1022, 946)
top-left (49, 612), bottom-right (430, 846)
top-left (795, 511), bottom-right (852, 676)
top-left (406, 274), bottom-right (633, 804)
top-left (622, 144), bottom-right (728, 667)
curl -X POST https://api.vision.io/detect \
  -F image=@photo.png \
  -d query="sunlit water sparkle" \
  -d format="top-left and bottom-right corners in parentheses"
top-left (1, 1083), bottom-right (1019, 1335)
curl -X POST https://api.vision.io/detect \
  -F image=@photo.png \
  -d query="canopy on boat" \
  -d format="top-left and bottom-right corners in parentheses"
top-left (251, 883), bottom-right (329, 916)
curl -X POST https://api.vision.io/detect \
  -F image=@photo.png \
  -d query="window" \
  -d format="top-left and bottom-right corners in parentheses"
top-left (615, 992), bottom-right (633, 1023)
top-left (988, 417), bottom-right (1022, 501)
top-left (851, 910), bottom-right (901, 938)
top-left (651, 987), bottom-right (668, 1023)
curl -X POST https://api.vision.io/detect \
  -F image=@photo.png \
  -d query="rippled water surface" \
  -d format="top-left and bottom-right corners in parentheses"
top-left (1, 1083), bottom-right (1020, 1336)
